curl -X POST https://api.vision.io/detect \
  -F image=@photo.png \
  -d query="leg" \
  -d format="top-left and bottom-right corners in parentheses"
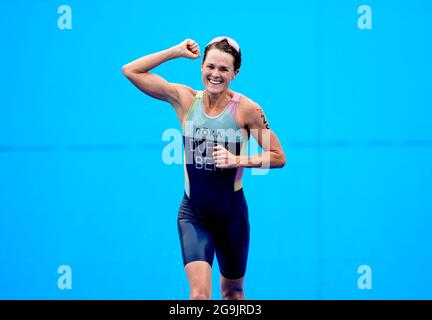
top-left (220, 274), bottom-right (245, 300)
top-left (185, 261), bottom-right (212, 300)
top-left (178, 195), bottom-right (215, 300)
top-left (214, 190), bottom-right (250, 300)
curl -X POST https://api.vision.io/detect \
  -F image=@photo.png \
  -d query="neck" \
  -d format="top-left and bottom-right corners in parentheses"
top-left (205, 90), bottom-right (231, 109)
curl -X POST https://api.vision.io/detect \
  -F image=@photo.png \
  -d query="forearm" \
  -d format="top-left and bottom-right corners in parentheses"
top-left (237, 151), bottom-right (286, 169)
top-left (122, 46), bottom-right (181, 74)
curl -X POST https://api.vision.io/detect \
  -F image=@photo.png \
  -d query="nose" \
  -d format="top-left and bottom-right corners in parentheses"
top-left (211, 69), bottom-right (220, 77)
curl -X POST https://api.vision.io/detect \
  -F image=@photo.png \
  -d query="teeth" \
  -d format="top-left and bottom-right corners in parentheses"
top-left (209, 79), bottom-right (222, 85)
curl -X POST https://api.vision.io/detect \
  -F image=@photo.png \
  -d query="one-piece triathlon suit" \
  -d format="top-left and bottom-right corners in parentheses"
top-left (177, 90), bottom-right (250, 280)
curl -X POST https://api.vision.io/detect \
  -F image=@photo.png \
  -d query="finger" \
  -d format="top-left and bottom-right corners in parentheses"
top-left (215, 156), bottom-right (228, 164)
top-left (187, 51), bottom-right (200, 59)
top-left (213, 144), bottom-right (222, 150)
top-left (215, 161), bottom-right (227, 168)
top-left (189, 49), bottom-right (200, 58)
top-left (218, 144), bottom-right (227, 150)
top-left (213, 150), bottom-right (225, 156)
top-left (215, 160), bottom-right (223, 167)
top-left (184, 39), bottom-right (192, 47)
top-left (213, 154), bottom-right (223, 160)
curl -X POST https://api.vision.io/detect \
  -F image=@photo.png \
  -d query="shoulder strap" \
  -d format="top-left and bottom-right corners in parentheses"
top-left (196, 90), bottom-right (204, 99)
top-left (231, 92), bottom-right (241, 103)
top-left (227, 92), bottom-right (241, 118)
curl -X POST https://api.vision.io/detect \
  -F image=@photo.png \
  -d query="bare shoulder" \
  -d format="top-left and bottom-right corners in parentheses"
top-left (237, 95), bottom-right (265, 126)
top-left (238, 94), bottom-right (265, 113)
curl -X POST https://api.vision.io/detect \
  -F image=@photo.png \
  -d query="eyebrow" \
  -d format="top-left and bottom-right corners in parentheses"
top-left (206, 63), bottom-right (230, 70)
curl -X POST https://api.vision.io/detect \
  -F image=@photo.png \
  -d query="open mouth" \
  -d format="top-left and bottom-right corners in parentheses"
top-left (208, 78), bottom-right (223, 86)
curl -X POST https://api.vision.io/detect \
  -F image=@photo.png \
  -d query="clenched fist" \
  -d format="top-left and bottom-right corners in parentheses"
top-left (175, 39), bottom-right (201, 59)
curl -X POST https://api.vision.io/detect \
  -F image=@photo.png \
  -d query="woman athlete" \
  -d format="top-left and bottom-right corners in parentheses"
top-left (122, 37), bottom-right (286, 300)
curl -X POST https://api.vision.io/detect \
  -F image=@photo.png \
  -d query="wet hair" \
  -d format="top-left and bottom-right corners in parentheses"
top-left (202, 39), bottom-right (242, 73)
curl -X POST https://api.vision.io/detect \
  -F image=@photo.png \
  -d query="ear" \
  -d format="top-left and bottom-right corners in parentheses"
top-left (232, 69), bottom-right (240, 80)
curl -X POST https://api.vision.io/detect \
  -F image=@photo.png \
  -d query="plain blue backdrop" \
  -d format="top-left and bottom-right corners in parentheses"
top-left (0, 0), bottom-right (431, 299)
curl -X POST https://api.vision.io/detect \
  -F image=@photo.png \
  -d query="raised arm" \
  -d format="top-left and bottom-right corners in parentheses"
top-left (122, 39), bottom-right (200, 107)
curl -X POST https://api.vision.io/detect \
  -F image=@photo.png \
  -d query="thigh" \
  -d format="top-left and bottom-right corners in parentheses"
top-left (178, 195), bottom-right (215, 266)
top-left (214, 192), bottom-right (250, 280)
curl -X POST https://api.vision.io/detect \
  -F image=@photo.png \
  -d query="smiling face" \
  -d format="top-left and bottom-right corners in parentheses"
top-left (201, 49), bottom-right (238, 96)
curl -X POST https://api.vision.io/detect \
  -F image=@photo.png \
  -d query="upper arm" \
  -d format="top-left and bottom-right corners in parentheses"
top-left (245, 102), bottom-right (284, 153)
top-left (122, 68), bottom-right (179, 103)
top-left (122, 68), bottom-right (195, 115)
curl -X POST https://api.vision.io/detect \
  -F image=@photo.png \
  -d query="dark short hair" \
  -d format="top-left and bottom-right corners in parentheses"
top-left (202, 39), bottom-right (242, 72)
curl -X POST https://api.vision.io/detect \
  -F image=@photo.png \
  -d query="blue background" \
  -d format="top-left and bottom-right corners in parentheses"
top-left (1, 0), bottom-right (431, 299)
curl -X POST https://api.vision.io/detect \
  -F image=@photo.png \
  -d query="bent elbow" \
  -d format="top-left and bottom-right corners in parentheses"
top-left (270, 151), bottom-right (286, 169)
top-left (122, 65), bottom-right (131, 77)
top-left (278, 153), bottom-right (286, 168)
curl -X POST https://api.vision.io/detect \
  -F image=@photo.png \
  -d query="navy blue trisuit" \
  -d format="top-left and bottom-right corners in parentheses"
top-left (177, 90), bottom-right (250, 280)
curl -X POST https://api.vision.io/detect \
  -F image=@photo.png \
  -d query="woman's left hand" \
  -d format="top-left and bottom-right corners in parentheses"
top-left (213, 144), bottom-right (238, 168)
